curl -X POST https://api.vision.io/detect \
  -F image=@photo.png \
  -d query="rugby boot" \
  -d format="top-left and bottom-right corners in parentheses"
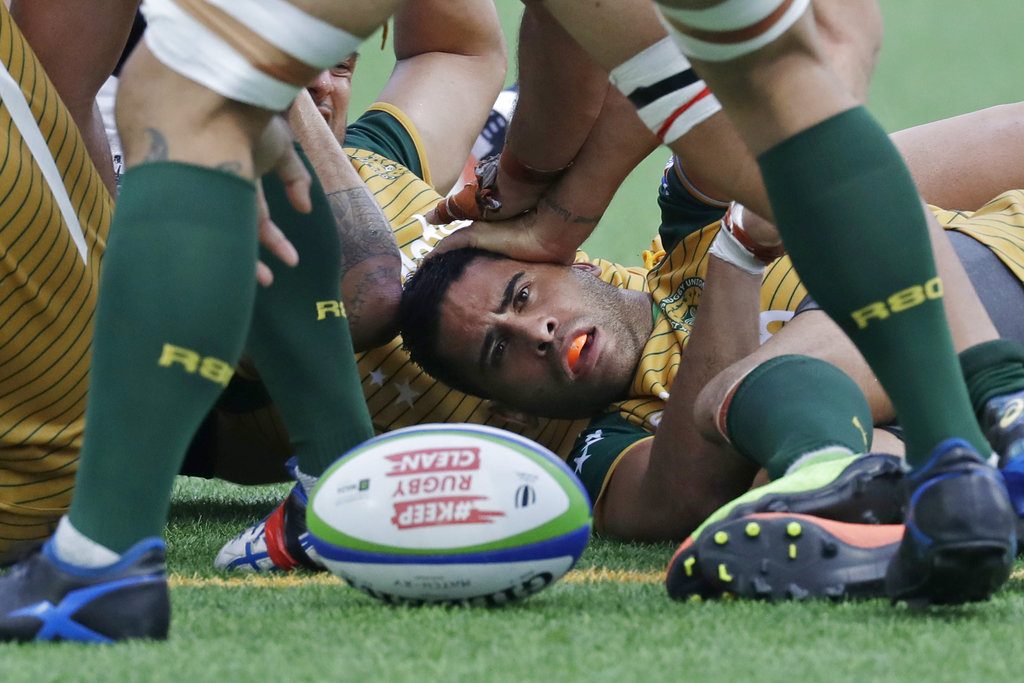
top-left (886, 438), bottom-right (1016, 606)
top-left (0, 537), bottom-right (169, 642)
top-left (665, 453), bottom-right (904, 600)
top-left (723, 452), bottom-right (906, 525)
top-left (983, 389), bottom-right (1024, 466)
top-left (214, 457), bottom-right (324, 572)
top-left (668, 513), bottom-right (902, 601)
top-left (664, 534), bottom-right (721, 601)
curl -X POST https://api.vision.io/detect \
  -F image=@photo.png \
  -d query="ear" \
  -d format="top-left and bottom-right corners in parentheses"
top-left (485, 401), bottom-right (541, 430)
top-left (571, 261), bottom-right (601, 276)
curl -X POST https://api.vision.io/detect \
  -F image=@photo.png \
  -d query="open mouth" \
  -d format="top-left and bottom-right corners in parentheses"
top-left (566, 331), bottom-right (593, 374)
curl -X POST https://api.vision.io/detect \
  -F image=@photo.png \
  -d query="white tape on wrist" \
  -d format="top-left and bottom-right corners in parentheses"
top-left (709, 204), bottom-right (764, 275)
top-left (609, 37), bottom-right (721, 143)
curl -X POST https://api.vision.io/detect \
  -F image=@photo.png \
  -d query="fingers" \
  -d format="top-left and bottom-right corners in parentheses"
top-left (254, 115), bottom-right (312, 215)
top-left (276, 144), bottom-right (313, 215)
top-left (256, 181), bottom-right (299, 272)
top-left (427, 223), bottom-right (479, 257)
top-left (428, 218), bottom-right (575, 265)
top-left (424, 184), bottom-right (489, 224)
top-left (424, 155), bottom-right (505, 224)
top-left (256, 260), bottom-right (274, 287)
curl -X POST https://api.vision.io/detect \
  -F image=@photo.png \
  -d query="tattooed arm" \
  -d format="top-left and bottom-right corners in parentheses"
top-left (289, 91), bottom-right (402, 351)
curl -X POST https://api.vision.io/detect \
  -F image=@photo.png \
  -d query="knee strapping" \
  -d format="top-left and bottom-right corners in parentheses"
top-left (657, 0), bottom-right (811, 62)
top-left (142, 0), bottom-right (362, 110)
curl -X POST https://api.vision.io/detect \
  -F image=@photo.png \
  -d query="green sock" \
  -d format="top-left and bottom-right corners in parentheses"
top-left (959, 340), bottom-right (1024, 416)
top-left (70, 163), bottom-right (258, 552)
top-left (726, 355), bottom-right (873, 480)
top-left (246, 148), bottom-right (374, 478)
top-left (758, 106), bottom-right (988, 466)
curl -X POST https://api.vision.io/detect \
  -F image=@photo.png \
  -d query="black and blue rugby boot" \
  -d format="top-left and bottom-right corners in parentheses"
top-left (983, 389), bottom-right (1024, 466)
top-left (0, 537), bottom-right (169, 642)
top-left (886, 438), bottom-right (1016, 606)
top-left (982, 390), bottom-right (1024, 550)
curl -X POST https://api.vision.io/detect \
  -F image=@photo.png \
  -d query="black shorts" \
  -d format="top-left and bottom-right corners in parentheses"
top-left (794, 231), bottom-right (1024, 443)
top-left (794, 231), bottom-right (1024, 345)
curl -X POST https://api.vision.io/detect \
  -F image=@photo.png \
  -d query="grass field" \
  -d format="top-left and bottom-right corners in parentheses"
top-left (6, 477), bottom-right (1024, 682)
top-left (6, 1), bottom-right (1024, 680)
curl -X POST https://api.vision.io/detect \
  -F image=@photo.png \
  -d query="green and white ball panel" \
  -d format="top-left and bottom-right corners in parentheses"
top-left (307, 424), bottom-right (592, 605)
top-left (308, 424), bottom-right (590, 555)
top-left (325, 556), bottom-right (579, 605)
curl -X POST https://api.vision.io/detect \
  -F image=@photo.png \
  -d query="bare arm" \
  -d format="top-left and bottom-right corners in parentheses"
top-left (11, 0), bottom-right (139, 195)
top-left (488, 4), bottom-right (611, 213)
top-left (435, 85), bottom-right (659, 263)
top-left (892, 103), bottom-right (1024, 211)
top-left (289, 92), bottom-right (402, 351)
top-left (527, 0), bottom-right (879, 220)
top-left (375, 0), bottom-right (507, 192)
top-left (601, 256), bottom-right (763, 541)
top-left (424, 2), bottom-right (617, 224)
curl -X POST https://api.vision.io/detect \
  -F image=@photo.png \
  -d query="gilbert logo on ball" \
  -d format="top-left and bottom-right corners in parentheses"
top-left (307, 424), bottom-right (592, 606)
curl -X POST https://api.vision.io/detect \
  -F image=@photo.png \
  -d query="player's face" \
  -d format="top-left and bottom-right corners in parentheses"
top-left (306, 53), bottom-right (358, 143)
top-left (436, 258), bottom-right (654, 419)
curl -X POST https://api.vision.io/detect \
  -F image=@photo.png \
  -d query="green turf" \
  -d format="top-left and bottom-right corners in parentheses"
top-left (4, 477), bottom-right (1024, 682)
top-left (5, 1), bottom-right (1024, 678)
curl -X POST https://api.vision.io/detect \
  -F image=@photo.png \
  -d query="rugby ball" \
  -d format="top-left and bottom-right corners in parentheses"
top-left (307, 423), bottom-right (592, 606)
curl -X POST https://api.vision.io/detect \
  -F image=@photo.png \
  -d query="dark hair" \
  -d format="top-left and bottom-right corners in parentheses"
top-left (399, 247), bottom-right (503, 396)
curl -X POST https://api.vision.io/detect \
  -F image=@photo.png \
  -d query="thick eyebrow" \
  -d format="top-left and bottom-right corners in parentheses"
top-left (496, 271), bottom-right (525, 314)
top-left (478, 271), bottom-right (525, 371)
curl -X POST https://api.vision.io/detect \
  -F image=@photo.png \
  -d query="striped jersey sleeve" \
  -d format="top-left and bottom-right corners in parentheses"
top-left (0, 4), bottom-right (113, 554)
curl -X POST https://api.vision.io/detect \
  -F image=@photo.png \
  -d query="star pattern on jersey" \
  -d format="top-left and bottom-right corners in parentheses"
top-left (573, 450), bottom-right (592, 474)
top-left (369, 369), bottom-right (387, 387)
top-left (573, 429), bottom-right (604, 474)
top-left (393, 381), bottom-right (421, 408)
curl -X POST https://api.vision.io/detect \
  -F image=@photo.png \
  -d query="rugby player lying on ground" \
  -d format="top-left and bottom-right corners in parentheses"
top-left (218, 90), bottom-right (1024, 577)
top-left (433, 0), bottom-right (1024, 605)
top-left (216, 0), bottom-right (1024, 571)
top-left (401, 181), bottom-right (1024, 536)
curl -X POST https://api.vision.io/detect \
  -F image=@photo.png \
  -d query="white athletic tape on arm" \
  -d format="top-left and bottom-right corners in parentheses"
top-left (207, 0), bottom-right (360, 71)
top-left (660, 0), bottom-right (789, 31)
top-left (608, 37), bottom-right (722, 143)
top-left (659, 0), bottom-right (810, 63)
top-left (143, 0), bottom-right (300, 110)
top-left (708, 203), bottom-right (764, 275)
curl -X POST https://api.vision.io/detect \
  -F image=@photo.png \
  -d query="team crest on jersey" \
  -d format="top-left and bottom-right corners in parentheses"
top-left (658, 276), bottom-right (704, 331)
top-left (348, 150), bottom-right (404, 181)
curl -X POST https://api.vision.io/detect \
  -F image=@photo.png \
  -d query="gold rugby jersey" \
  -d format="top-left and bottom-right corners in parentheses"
top-left (0, 5), bottom-right (113, 557)
top-left (610, 187), bottom-right (1024, 438)
top-left (344, 103), bottom-right (650, 460)
top-left (570, 190), bottom-right (1024, 506)
top-left (611, 225), bottom-right (806, 434)
top-left (931, 189), bottom-right (1024, 281)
